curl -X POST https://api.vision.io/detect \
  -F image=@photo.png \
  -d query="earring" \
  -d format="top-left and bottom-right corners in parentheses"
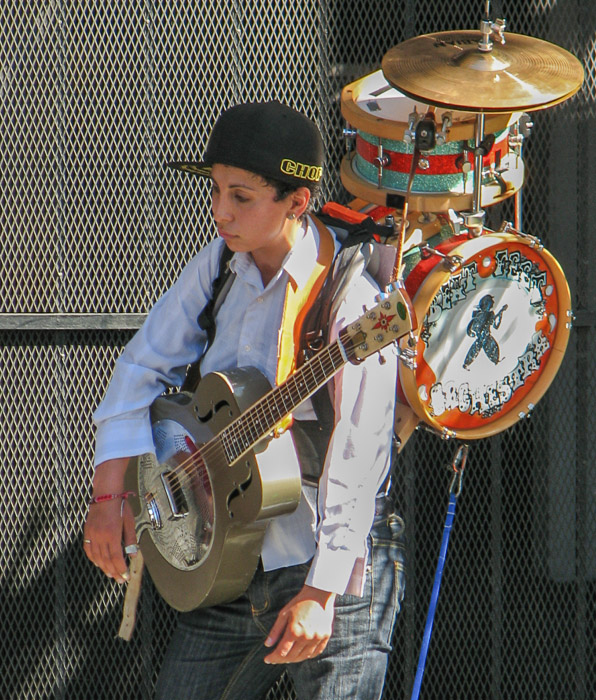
top-left (287, 213), bottom-right (296, 220)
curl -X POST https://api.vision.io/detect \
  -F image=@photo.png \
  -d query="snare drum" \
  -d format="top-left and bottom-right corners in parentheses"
top-left (397, 229), bottom-right (572, 439)
top-left (340, 70), bottom-right (525, 211)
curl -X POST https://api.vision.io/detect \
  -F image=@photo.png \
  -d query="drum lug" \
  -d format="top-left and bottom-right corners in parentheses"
top-left (373, 143), bottom-right (391, 188)
top-left (436, 113), bottom-right (452, 146)
top-left (343, 127), bottom-right (357, 150)
top-left (518, 403), bottom-right (535, 420)
top-left (461, 210), bottom-right (485, 235)
top-left (420, 424), bottom-right (457, 440)
top-left (566, 309), bottom-right (575, 329)
top-left (441, 255), bottom-right (463, 272)
top-left (404, 109), bottom-right (420, 145)
top-left (499, 221), bottom-right (543, 249)
top-left (509, 113), bottom-right (534, 155)
top-left (419, 244), bottom-right (463, 272)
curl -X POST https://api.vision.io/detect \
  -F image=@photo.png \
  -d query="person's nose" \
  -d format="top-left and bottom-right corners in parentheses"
top-left (212, 194), bottom-right (233, 225)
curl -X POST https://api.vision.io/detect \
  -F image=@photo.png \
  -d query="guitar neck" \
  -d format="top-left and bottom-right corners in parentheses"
top-left (218, 331), bottom-right (355, 464)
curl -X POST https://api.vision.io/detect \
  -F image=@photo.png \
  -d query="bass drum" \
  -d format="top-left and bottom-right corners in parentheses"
top-left (396, 230), bottom-right (572, 439)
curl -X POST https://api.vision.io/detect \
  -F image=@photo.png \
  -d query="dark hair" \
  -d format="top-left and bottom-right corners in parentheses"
top-left (259, 173), bottom-right (321, 213)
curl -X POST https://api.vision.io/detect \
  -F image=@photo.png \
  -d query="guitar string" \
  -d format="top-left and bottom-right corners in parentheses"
top-left (164, 341), bottom-right (346, 497)
top-left (157, 339), bottom-right (350, 502)
top-left (160, 343), bottom-right (345, 505)
top-left (217, 338), bottom-right (349, 462)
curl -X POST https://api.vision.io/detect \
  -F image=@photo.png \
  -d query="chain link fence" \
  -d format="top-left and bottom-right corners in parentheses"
top-left (1, 1), bottom-right (594, 698)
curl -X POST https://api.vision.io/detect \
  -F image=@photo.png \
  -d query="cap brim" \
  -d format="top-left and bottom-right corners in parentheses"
top-left (166, 161), bottom-right (212, 176)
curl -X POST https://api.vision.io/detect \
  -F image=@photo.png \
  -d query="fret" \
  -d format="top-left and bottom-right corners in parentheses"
top-left (292, 374), bottom-right (305, 401)
top-left (279, 382), bottom-right (294, 413)
top-left (305, 356), bottom-right (318, 391)
top-left (314, 351), bottom-right (327, 384)
top-left (221, 429), bottom-right (239, 463)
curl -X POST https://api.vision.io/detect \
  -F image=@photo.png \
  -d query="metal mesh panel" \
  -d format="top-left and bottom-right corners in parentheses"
top-left (1, 1), bottom-right (594, 699)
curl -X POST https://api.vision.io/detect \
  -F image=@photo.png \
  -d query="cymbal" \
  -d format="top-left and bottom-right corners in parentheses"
top-left (382, 31), bottom-right (584, 113)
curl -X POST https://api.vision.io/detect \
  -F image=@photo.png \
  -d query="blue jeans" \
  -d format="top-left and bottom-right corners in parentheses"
top-left (155, 502), bottom-right (406, 700)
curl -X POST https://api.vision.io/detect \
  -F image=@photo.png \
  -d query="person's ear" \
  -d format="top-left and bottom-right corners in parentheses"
top-left (287, 187), bottom-right (311, 220)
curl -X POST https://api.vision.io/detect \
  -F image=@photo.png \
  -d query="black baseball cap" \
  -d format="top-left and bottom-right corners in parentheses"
top-left (167, 101), bottom-right (324, 187)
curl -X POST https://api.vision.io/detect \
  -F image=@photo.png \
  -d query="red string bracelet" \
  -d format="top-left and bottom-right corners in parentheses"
top-left (89, 491), bottom-right (136, 505)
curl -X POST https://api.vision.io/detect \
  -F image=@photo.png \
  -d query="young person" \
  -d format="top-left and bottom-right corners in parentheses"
top-left (83, 101), bottom-right (405, 699)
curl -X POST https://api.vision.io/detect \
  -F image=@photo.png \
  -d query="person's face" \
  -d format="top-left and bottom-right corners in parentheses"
top-left (210, 164), bottom-right (307, 261)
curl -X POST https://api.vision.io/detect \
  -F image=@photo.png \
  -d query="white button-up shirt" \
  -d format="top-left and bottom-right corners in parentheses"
top-left (94, 217), bottom-right (398, 595)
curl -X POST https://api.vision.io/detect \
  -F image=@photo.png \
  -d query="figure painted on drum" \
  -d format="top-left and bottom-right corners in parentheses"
top-left (463, 294), bottom-right (508, 369)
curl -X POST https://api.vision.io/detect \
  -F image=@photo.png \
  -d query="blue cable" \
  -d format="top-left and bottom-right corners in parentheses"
top-left (410, 445), bottom-right (467, 700)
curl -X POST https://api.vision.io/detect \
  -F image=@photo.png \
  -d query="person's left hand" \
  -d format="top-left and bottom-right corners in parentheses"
top-left (263, 584), bottom-right (336, 664)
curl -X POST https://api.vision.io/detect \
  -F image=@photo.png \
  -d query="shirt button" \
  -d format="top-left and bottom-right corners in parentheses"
top-left (244, 344), bottom-right (252, 352)
top-left (256, 296), bottom-right (264, 303)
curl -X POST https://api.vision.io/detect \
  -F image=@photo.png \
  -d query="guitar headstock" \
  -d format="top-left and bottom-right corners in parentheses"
top-left (340, 283), bottom-right (416, 362)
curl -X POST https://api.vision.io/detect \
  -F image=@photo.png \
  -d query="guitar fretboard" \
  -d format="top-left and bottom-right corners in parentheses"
top-left (218, 334), bottom-right (352, 464)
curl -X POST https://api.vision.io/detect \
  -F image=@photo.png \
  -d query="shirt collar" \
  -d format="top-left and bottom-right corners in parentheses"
top-left (228, 216), bottom-right (333, 290)
top-left (283, 216), bottom-right (321, 288)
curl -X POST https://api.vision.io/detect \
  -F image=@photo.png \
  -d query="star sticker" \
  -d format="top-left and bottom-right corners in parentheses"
top-left (373, 312), bottom-right (396, 330)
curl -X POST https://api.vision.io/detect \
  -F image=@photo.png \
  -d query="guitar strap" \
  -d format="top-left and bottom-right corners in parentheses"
top-left (182, 245), bottom-right (234, 393)
top-left (275, 217), bottom-right (334, 385)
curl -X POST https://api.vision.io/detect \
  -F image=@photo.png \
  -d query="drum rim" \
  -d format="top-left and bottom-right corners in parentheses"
top-left (341, 70), bottom-right (522, 141)
top-left (398, 232), bottom-right (572, 439)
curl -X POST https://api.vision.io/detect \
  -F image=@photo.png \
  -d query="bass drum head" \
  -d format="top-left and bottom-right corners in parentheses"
top-left (398, 232), bottom-right (572, 439)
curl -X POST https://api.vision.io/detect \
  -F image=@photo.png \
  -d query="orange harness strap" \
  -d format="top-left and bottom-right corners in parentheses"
top-left (275, 217), bottom-right (335, 389)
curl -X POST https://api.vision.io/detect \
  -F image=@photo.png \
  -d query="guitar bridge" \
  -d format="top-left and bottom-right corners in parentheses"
top-left (160, 469), bottom-right (190, 519)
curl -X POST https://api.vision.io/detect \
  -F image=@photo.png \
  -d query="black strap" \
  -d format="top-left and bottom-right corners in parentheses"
top-left (314, 211), bottom-right (394, 246)
top-left (182, 244), bottom-right (234, 392)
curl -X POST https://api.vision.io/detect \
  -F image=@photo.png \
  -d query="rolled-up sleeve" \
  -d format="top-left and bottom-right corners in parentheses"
top-left (305, 272), bottom-right (398, 595)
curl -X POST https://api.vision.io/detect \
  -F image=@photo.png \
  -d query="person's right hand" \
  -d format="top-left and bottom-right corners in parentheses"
top-left (83, 458), bottom-right (138, 584)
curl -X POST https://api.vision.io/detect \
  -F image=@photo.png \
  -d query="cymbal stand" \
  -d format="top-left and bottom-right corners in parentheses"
top-left (509, 113), bottom-right (534, 230)
top-left (461, 113), bottom-right (487, 236)
top-left (461, 6), bottom-right (507, 235)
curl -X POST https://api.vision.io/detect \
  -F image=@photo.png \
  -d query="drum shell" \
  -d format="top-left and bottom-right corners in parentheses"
top-left (397, 232), bottom-right (572, 439)
top-left (340, 70), bottom-right (524, 211)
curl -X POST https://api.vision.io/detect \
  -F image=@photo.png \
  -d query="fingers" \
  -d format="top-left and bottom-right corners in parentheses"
top-left (264, 611), bottom-right (286, 651)
top-left (83, 500), bottom-right (136, 584)
top-left (263, 586), bottom-right (336, 664)
top-left (264, 620), bottom-right (330, 665)
top-left (264, 632), bottom-right (329, 664)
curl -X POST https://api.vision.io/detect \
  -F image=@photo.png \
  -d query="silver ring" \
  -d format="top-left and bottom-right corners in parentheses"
top-left (83, 538), bottom-right (92, 545)
top-left (124, 544), bottom-right (139, 555)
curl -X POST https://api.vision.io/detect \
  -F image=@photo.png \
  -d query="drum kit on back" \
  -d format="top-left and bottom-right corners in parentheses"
top-left (338, 9), bottom-right (584, 446)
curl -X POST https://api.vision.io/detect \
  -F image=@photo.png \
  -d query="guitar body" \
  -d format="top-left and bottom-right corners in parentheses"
top-left (124, 367), bottom-right (302, 611)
